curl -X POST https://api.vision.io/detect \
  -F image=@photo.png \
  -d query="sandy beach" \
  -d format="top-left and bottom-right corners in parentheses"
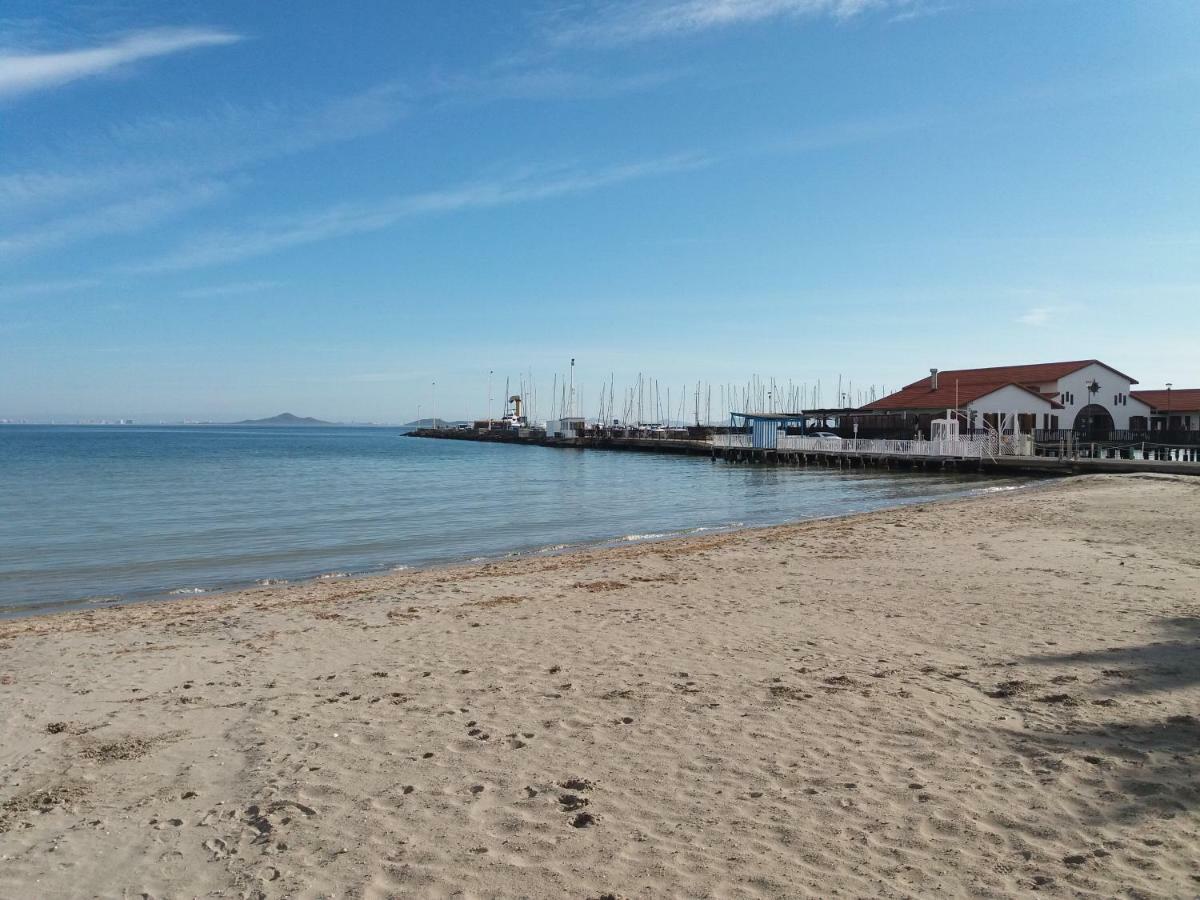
top-left (2, 473), bottom-right (1198, 899)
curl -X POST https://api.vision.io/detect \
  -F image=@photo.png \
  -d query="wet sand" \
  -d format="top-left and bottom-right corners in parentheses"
top-left (2, 474), bottom-right (1199, 898)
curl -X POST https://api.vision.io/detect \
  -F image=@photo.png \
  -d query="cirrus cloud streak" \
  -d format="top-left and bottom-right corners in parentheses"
top-left (0, 27), bottom-right (242, 99)
top-left (128, 154), bottom-right (712, 272)
top-left (546, 0), bottom-right (927, 46)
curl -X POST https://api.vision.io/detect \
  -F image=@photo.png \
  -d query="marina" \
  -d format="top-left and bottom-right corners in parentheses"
top-left (412, 357), bottom-right (1200, 477)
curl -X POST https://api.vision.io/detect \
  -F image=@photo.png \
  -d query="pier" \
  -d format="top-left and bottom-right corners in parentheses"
top-left (408, 426), bottom-right (1200, 477)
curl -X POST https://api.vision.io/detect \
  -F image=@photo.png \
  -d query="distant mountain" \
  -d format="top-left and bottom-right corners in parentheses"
top-left (234, 412), bottom-right (335, 426)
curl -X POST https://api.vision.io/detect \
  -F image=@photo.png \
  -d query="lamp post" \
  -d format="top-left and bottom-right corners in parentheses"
top-left (1166, 383), bottom-right (1173, 433)
top-left (488, 370), bottom-right (493, 425)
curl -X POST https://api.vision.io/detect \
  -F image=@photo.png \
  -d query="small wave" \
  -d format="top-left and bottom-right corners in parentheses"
top-left (535, 543), bottom-right (571, 554)
top-left (318, 571), bottom-right (351, 580)
top-left (168, 587), bottom-right (206, 595)
top-left (974, 484), bottom-right (1022, 494)
top-left (621, 532), bottom-right (670, 542)
top-left (390, 565), bottom-right (411, 572)
top-left (256, 578), bottom-right (289, 586)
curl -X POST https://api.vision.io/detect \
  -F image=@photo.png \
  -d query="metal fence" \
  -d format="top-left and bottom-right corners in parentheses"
top-left (1034, 429), bottom-right (1200, 446)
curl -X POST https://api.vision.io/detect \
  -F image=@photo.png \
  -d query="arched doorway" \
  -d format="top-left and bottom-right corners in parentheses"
top-left (1073, 404), bottom-right (1114, 438)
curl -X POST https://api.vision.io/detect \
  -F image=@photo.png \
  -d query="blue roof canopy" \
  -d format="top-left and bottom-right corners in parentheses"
top-left (729, 412), bottom-right (809, 425)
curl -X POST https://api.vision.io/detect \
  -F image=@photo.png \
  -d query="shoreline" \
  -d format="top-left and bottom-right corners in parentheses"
top-left (3, 473), bottom-right (1198, 897)
top-left (1, 476), bottom-right (1042, 631)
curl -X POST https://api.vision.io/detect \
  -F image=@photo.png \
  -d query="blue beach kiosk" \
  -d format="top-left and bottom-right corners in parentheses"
top-left (729, 412), bottom-right (810, 450)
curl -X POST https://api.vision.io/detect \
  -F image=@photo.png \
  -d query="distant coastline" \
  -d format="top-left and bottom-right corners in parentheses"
top-left (401, 418), bottom-right (467, 428)
top-left (233, 412), bottom-right (334, 426)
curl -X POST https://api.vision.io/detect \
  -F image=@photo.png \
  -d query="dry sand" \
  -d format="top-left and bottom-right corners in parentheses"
top-left (2, 474), bottom-right (1199, 899)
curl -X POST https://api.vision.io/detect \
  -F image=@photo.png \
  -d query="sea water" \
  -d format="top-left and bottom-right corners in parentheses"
top-left (0, 425), bottom-right (1029, 616)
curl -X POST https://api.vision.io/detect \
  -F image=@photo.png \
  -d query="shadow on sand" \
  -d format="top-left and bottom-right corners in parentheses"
top-left (1023, 616), bottom-right (1200, 696)
top-left (997, 616), bottom-right (1200, 823)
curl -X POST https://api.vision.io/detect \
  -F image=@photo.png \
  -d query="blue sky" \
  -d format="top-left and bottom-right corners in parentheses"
top-left (1, 0), bottom-right (1197, 422)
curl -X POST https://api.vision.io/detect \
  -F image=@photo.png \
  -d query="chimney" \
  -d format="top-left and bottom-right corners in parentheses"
top-left (930, 368), bottom-right (939, 391)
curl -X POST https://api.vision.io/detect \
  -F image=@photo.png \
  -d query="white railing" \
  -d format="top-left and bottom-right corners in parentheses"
top-left (709, 433), bottom-right (1027, 458)
top-left (716, 433), bottom-right (754, 448)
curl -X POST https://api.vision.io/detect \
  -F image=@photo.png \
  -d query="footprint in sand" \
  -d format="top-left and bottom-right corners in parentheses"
top-left (558, 794), bottom-right (589, 812)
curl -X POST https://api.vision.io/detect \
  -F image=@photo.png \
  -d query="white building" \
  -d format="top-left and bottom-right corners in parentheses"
top-left (861, 359), bottom-right (1152, 435)
top-left (544, 417), bottom-right (586, 438)
top-left (1130, 388), bottom-right (1200, 432)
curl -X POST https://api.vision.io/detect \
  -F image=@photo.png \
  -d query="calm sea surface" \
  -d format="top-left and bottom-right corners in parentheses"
top-left (0, 425), bottom-right (1029, 617)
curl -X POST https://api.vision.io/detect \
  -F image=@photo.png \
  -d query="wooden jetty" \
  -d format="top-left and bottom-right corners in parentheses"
top-left (409, 426), bottom-right (1200, 477)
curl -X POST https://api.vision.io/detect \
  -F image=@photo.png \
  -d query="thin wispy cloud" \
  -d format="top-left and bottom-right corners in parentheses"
top-left (0, 276), bottom-right (101, 297)
top-left (1017, 306), bottom-right (1054, 326)
top-left (429, 65), bottom-right (686, 103)
top-left (545, 0), bottom-right (925, 46)
top-left (1014, 295), bottom-right (1085, 328)
top-left (0, 61), bottom-right (675, 254)
top-left (0, 60), bottom-right (680, 219)
top-left (0, 83), bottom-right (408, 219)
top-left (0, 276), bottom-right (102, 306)
top-left (178, 280), bottom-right (282, 299)
top-left (129, 154), bottom-right (712, 272)
top-left (889, 2), bottom-right (954, 23)
top-left (0, 27), bottom-right (242, 99)
top-left (0, 180), bottom-right (229, 261)
top-left (768, 110), bottom-right (932, 154)
top-left (0, 9), bottom-right (940, 274)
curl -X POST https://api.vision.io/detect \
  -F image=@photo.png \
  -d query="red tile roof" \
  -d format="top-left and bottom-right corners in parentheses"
top-left (863, 380), bottom-right (1058, 412)
top-left (1131, 389), bottom-right (1200, 412)
top-left (862, 359), bottom-right (1132, 412)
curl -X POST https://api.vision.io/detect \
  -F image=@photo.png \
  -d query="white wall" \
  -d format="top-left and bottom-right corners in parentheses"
top-left (545, 417), bottom-right (586, 437)
top-left (963, 384), bottom-right (1056, 433)
top-left (967, 383), bottom-right (1055, 426)
top-left (1051, 362), bottom-right (1138, 430)
top-left (1124, 395), bottom-right (1153, 428)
